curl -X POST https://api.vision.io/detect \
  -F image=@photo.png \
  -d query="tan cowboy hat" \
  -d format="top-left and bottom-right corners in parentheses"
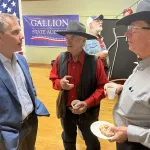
top-left (56, 20), bottom-right (97, 40)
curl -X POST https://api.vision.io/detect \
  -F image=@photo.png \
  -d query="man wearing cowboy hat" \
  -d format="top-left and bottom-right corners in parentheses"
top-left (50, 20), bottom-right (108, 150)
top-left (84, 15), bottom-right (109, 74)
top-left (104, 0), bottom-right (150, 149)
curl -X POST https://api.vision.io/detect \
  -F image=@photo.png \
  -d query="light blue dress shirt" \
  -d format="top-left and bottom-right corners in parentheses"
top-left (0, 53), bottom-right (34, 120)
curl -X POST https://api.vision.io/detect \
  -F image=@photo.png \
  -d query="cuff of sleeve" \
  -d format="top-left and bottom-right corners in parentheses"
top-left (128, 125), bottom-right (140, 143)
top-left (85, 99), bottom-right (93, 108)
top-left (55, 79), bottom-right (63, 90)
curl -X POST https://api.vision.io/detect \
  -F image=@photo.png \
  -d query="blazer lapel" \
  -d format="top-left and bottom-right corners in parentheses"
top-left (17, 57), bottom-right (35, 101)
top-left (0, 61), bottom-right (19, 101)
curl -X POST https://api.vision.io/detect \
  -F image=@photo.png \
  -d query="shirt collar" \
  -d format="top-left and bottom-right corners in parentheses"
top-left (68, 50), bottom-right (85, 65)
top-left (0, 53), bottom-right (18, 64)
top-left (137, 56), bottom-right (150, 71)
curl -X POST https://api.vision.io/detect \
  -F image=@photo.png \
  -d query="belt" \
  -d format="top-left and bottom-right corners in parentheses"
top-left (20, 112), bottom-right (34, 124)
top-left (24, 115), bottom-right (30, 121)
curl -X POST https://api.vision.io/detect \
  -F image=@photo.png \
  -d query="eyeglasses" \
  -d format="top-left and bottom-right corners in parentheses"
top-left (127, 25), bottom-right (150, 33)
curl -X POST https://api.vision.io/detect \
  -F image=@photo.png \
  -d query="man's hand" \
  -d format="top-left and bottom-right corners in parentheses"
top-left (72, 101), bottom-right (88, 114)
top-left (96, 51), bottom-right (108, 59)
top-left (104, 82), bottom-right (123, 95)
top-left (60, 75), bottom-right (74, 90)
top-left (108, 126), bottom-right (128, 143)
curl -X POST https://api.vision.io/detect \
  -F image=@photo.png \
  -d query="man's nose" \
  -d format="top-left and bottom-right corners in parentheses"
top-left (124, 30), bottom-right (131, 38)
top-left (20, 33), bottom-right (24, 39)
top-left (66, 39), bottom-right (72, 45)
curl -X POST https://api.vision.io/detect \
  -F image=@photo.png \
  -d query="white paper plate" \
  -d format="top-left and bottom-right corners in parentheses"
top-left (90, 121), bottom-right (114, 139)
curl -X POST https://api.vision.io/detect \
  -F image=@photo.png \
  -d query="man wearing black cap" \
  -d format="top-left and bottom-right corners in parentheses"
top-left (50, 20), bottom-right (108, 150)
top-left (84, 15), bottom-right (109, 74)
top-left (104, 0), bottom-right (150, 150)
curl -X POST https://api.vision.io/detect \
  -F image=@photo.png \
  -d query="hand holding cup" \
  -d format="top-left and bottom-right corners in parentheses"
top-left (106, 86), bottom-right (116, 99)
top-left (104, 83), bottom-right (117, 100)
top-left (71, 100), bottom-right (80, 109)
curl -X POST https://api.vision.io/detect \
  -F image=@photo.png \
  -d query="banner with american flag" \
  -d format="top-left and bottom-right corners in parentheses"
top-left (0, 0), bottom-right (20, 18)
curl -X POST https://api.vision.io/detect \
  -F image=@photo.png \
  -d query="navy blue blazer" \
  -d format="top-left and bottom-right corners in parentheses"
top-left (0, 53), bottom-right (50, 150)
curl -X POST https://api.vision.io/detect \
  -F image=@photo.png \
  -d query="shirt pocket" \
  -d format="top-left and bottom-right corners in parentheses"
top-left (119, 90), bottom-right (150, 117)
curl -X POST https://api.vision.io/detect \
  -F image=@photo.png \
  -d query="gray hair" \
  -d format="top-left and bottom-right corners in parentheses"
top-left (0, 13), bottom-right (19, 34)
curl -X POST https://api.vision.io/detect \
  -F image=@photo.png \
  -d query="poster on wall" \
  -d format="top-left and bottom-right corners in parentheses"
top-left (23, 15), bottom-right (79, 47)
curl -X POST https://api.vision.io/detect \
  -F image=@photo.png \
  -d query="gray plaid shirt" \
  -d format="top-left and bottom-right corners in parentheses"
top-left (113, 56), bottom-right (150, 148)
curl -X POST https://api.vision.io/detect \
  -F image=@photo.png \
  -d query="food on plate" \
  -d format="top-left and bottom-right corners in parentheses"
top-left (99, 124), bottom-right (115, 137)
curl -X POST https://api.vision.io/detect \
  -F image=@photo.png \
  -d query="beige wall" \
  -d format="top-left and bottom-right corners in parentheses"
top-left (21, 0), bottom-right (138, 64)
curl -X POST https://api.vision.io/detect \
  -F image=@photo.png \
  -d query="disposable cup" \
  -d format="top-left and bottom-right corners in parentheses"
top-left (71, 100), bottom-right (80, 109)
top-left (106, 86), bottom-right (116, 100)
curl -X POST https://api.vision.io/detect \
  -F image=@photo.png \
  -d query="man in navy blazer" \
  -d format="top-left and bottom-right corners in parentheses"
top-left (0, 13), bottom-right (50, 150)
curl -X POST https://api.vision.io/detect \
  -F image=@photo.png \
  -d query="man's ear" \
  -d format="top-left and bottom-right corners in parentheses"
top-left (82, 38), bottom-right (87, 46)
top-left (89, 23), bottom-right (93, 29)
top-left (83, 38), bottom-right (86, 43)
top-left (0, 34), bottom-right (2, 40)
top-left (0, 34), bottom-right (3, 40)
top-left (147, 33), bottom-right (150, 42)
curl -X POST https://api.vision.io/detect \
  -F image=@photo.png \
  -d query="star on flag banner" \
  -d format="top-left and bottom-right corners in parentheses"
top-left (0, 0), bottom-right (20, 19)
